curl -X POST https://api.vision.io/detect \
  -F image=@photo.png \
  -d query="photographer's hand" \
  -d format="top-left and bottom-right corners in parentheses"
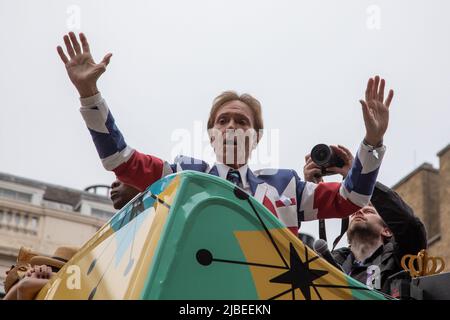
top-left (360, 75), bottom-right (394, 146)
top-left (327, 145), bottom-right (354, 178)
top-left (57, 32), bottom-right (112, 98)
top-left (303, 154), bottom-right (324, 183)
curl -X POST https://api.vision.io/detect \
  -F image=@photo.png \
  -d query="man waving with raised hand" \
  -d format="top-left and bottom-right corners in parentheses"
top-left (57, 32), bottom-right (112, 98)
top-left (56, 32), bottom-right (394, 236)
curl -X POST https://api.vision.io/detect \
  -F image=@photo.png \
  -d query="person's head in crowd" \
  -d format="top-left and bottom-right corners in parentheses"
top-left (29, 246), bottom-right (79, 272)
top-left (3, 246), bottom-right (78, 300)
top-left (110, 179), bottom-right (140, 210)
top-left (207, 91), bottom-right (263, 169)
top-left (347, 203), bottom-right (393, 247)
top-left (3, 247), bottom-right (39, 295)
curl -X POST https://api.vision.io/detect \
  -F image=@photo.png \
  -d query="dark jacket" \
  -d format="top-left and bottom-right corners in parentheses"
top-left (332, 182), bottom-right (427, 294)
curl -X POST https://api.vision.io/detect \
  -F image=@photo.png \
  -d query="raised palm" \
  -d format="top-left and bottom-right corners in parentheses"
top-left (360, 76), bottom-right (394, 146)
top-left (57, 32), bottom-right (112, 97)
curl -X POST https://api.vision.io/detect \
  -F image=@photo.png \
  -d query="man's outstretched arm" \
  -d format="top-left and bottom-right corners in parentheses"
top-left (78, 93), bottom-right (171, 191)
top-left (298, 75), bottom-right (394, 221)
top-left (298, 142), bottom-right (385, 220)
top-left (57, 32), bottom-right (171, 191)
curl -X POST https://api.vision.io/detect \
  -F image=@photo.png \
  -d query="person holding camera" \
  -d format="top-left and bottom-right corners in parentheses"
top-left (56, 31), bottom-right (394, 236)
top-left (304, 145), bottom-right (427, 294)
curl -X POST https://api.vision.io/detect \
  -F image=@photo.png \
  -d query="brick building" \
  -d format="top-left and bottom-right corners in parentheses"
top-left (393, 144), bottom-right (450, 271)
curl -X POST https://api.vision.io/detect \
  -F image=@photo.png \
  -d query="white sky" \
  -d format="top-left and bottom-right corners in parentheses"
top-left (1, 0), bottom-right (449, 246)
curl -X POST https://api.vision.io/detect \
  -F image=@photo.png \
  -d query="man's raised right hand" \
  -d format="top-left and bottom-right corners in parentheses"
top-left (57, 32), bottom-right (112, 98)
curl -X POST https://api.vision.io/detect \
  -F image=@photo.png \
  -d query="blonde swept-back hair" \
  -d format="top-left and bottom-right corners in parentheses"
top-left (207, 91), bottom-right (264, 141)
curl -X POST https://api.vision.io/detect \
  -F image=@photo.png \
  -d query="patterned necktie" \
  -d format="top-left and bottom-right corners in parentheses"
top-left (226, 169), bottom-right (243, 188)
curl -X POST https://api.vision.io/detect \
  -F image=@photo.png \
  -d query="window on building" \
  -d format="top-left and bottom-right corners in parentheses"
top-left (6, 212), bottom-right (12, 223)
top-left (0, 210), bottom-right (4, 228)
top-left (14, 213), bottom-right (21, 226)
top-left (30, 217), bottom-right (38, 230)
top-left (0, 188), bottom-right (32, 203)
top-left (91, 208), bottom-right (114, 220)
top-left (42, 200), bottom-right (73, 212)
top-left (22, 214), bottom-right (29, 228)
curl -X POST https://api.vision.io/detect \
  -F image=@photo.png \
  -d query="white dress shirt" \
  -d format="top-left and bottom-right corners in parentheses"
top-left (213, 162), bottom-right (251, 194)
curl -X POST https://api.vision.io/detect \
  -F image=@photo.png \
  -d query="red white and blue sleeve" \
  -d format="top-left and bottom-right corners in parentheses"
top-left (79, 93), bottom-right (173, 192)
top-left (298, 142), bottom-right (386, 221)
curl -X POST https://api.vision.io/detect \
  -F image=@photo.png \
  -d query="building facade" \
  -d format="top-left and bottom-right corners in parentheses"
top-left (0, 172), bottom-right (116, 296)
top-left (393, 144), bottom-right (450, 272)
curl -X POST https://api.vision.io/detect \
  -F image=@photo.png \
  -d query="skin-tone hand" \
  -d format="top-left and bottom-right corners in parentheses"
top-left (6, 265), bottom-right (53, 300)
top-left (327, 145), bottom-right (354, 178)
top-left (303, 145), bottom-right (354, 182)
top-left (303, 154), bottom-right (324, 183)
top-left (26, 265), bottom-right (53, 279)
top-left (360, 75), bottom-right (394, 146)
top-left (57, 32), bottom-right (112, 98)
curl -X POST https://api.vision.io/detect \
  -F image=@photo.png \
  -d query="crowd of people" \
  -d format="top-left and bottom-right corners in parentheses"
top-left (3, 31), bottom-right (427, 299)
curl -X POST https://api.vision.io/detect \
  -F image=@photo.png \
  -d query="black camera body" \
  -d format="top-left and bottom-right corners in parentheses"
top-left (311, 144), bottom-right (345, 170)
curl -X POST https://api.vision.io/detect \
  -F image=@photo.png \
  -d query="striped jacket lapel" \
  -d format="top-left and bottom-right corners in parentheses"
top-left (208, 165), bottom-right (219, 177)
top-left (246, 169), bottom-right (266, 200)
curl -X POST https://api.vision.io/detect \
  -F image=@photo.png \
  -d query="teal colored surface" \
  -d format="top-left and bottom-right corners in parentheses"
top-left (109, 175), bottom-right (175, 232)
top-left (142, 171), bottom-right (274, 299)
top-left (114, 171), bottom-right (389, 300)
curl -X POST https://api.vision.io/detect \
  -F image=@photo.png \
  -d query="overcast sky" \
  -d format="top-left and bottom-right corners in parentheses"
top-left (1, 0), bottom-right (449, 245)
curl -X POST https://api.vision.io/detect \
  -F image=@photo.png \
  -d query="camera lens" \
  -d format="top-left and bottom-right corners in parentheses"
top-left (311, 144), bottom-right (332, 166)
top-left (317, 150), bottom-right (327, 161)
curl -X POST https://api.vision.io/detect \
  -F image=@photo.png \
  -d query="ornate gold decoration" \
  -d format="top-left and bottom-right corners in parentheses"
top-left (401, 250), bottom-right (445, 277)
